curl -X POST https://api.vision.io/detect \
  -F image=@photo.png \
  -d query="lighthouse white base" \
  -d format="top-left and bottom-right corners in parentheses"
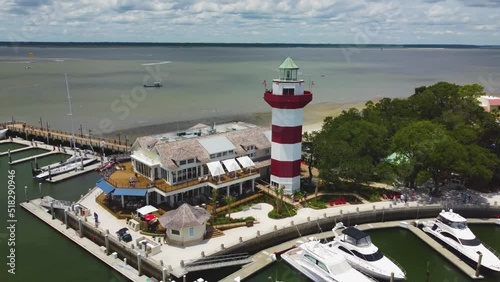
top-left (270, 175), bottom-right (300, 194)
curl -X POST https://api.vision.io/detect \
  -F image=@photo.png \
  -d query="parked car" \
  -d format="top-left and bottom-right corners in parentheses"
top-left (116, 227), bottom-right (132, 242)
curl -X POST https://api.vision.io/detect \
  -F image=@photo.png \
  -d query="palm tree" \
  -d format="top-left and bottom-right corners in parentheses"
top-left (209, 188), bottom-right (219, 216)
top-left (224, 195), bottom-right (236, 218)
top-left (273, 185), bottom-right (285, 214)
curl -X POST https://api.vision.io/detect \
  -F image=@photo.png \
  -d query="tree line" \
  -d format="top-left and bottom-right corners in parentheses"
top-left (303, 82), bottom-right (500, 192)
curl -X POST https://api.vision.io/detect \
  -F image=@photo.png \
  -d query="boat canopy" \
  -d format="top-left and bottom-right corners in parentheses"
top-left (342, 227), bottom-right (372, 247)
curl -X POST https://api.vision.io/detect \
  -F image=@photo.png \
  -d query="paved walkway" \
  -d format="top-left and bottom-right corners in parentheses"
top-left (77, 185), bottom-right (500, 279)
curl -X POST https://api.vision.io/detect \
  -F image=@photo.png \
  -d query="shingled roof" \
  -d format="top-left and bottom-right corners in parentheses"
top-left (136, 136), bottom-right (158, 151)
top-left (155, 139), bottom-right (208, 170)
top-left (158, 203), bottom-right (211, 230)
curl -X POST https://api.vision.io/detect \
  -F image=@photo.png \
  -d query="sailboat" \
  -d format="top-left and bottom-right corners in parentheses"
top-left (34, 74), bottom-right (96, 180)
top-left (0, 128), bottom-right (7, 139)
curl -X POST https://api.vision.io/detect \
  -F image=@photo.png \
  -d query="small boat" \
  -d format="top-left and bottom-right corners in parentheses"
top-left (96, 160), bottom-right (116, 172)
top-left (36, 154), bottom-right (84, 173)
top-left (279, 237), bottom-right (376, 282)
top-left (422, 209), bottom-right (500, 272)
top-left (35, 158), bottom-right (96, 180)
top-left (0, 128), bottom-right (7, 139)
top-left (324, 223), bottom-right (406, 280)
top-left (143, 81), bottom-right (162, 87)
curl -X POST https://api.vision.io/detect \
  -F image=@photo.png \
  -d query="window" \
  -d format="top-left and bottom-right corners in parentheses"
top-left (265, 149), bottom-right (270, 155)
top-left (217, 153), bottom-right (222, 157)
top-left (283, 88), bottom-right (295, 95)
top-left (316, 261), bottom-right (329, 273)
top-left (179, 160), bottom-right (186, 165)
top-left (223, 151), bottom-right (227, 156)
top-left (228, 150), bottom-right (233, 154)
top-left (188, 158), bottom-right (195, 164)
top-left (189, 227), bottom-right (194, 237)
top-left (460, 237), bottom-right (481, 246)
top-left (441, 233), bottom-right (460, 244)
top-left (210, 154), bottom-right (215, 159)
top-left (171, 229), bottom-right (180, 235)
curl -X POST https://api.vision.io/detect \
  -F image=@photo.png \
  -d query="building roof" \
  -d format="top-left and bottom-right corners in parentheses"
top-left (132, 122), bottom-right (271, 170)
top-left (158, 203), bottom-right (211, 230)
top-left (279, 57), bottom-right (299, 69)
top-left (137, 136), bottom-right (158, 151)
top-left (198, 135), bottom-right (236, 155)
top-left (136, 205), bottom-right (158, 216)
top-left (156, 139), bottom-right (207, 170)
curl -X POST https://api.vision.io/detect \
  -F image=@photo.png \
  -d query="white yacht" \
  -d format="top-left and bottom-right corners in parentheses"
top-left (36, 154), bottom-right (84, 172)
top-left (0, 128), bottom-right (7, 139)
top-left (324, 223), bottom-right (406, 280)
top-left (279, 238), bottom-right (376, 282)
top-left (35, 158), bottom-right (96, 180)
top-left (422, 209), bottom-right (500, 272)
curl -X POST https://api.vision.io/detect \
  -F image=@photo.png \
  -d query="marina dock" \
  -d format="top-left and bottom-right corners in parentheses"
top-left (2, 138), bottom-right (102, 182)
top-left (20, 198), bottom-right (150, 282)
top-left (0, 145), bottom-right (33, 156)
top-left (3, 121), bottom-right (129, 153)
top-left (221, 219), bottom-right (495, 281)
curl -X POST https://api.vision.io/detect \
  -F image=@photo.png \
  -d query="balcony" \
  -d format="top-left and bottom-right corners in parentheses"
top-left (105, 162), bottom-right (260, 194)
top-left (263, 90), bottom-right (312, 109)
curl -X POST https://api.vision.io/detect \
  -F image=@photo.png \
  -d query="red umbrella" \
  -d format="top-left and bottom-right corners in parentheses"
top-left (144, 214), bottom-right (156, 221)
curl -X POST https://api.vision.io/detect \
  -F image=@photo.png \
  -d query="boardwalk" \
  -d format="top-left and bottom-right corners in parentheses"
top-left (4, 122), bottom-right (128, 153)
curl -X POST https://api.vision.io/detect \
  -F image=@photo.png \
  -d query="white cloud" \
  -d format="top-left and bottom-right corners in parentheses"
top-left (0, 0), bottom-right (499, 44)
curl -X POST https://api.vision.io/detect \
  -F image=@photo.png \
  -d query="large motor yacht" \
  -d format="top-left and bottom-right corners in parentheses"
top-left (279, 237), bottom-right (377, 282)
top-left (324, 223), bottom-right (406, 280)
top-left (422, 209), bottom-right (500, 272)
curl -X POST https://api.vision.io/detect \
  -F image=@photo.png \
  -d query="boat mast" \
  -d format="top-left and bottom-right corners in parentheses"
top-left (65, 73), bottom-right (76, 150)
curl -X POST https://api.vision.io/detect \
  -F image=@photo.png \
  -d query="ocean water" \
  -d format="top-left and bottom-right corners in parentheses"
top-left (1, 47), bottom-right (500, 137)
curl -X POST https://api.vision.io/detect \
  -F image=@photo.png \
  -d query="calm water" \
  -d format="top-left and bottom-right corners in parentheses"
top-left (1, 47), bottom-right (500, 136)
top-left (1, 148), bottom-right (500, 282)
top-left (246, 226), bottom-right (500, 282)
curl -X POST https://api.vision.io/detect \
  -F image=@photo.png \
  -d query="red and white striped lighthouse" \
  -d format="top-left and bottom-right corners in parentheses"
top-left (264, 57), bottom-right (313, 194)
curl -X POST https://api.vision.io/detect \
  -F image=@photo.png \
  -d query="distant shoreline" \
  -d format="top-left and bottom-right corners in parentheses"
top-left (1, 42), bottom-right (499, 49)
top-left (102, 100), bottom-right (374, 140)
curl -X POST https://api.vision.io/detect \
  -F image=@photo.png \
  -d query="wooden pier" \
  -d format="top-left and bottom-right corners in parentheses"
top-left (2, 138), bottom-right (102, 183)
top-left (20, 198), bottom-right (150, 282)
top-left (3, 121), bottom-right (129, 153)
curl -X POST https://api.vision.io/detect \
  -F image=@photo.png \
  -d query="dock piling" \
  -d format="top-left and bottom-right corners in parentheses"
top-left (39, 182), bottom-right (42, 199)
top-left (183, 275), bottom-right (186, 282)
top-left (137, 254), bottom-right (142, 276)
top-left (64, 210), bottom-right (68, 229)
top-left (24, 186), bottom-right (28, 203)
top-left (8, 149), bottom-right (11, 163)
top-left (35, 157), bottom-right (38, 170)
top-left (390, 272), bottom-right (394, 282)
top-left (162, 267), bottom-right (168, 282)
top-left (78, 218), bottom-right (83, 238)
top-left (475, 253), bottom-right (483, 277)
top-left (48, 165), bottom-right (52, 181)
top-left (105, 234), bottom-right (109, 255)
top-left (50, 201), bottom-right (54, 219)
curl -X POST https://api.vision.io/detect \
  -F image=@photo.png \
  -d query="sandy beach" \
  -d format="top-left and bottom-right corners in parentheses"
top-left (103, 100), bottom-right (373, 140)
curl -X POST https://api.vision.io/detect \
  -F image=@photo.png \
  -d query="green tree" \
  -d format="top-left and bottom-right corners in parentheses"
top-left (209, 188), bottom-right (219, 216)
top-left (273, 185), bottom-right (285, 214)
top-left (302, 131), bottom-right (319, 182)
top-left (223, 195), bottom-right (236, 219)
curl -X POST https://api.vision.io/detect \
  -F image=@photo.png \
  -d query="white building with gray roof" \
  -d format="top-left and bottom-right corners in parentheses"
top-left (129, 122), bottom-right (272, 208)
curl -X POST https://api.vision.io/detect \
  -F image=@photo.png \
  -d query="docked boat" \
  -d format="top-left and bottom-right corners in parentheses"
top-left (324, 223), bottom-right (406, 280)
top-left (279, 238), bottom-right (376, 282)
top-left (35, 154), bottom-right (85, 173)
top-left (35, 158), bottom-right (96, 180)
top-left (422, 209), bottom-right (500, 272)
top-left (0, 128), bottom-right (8, 139)
top-left (143, 81), bottom-right (162, 87)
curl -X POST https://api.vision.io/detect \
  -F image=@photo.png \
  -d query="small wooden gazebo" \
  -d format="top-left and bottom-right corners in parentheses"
top-left (158, 203), bottom-right (211, 246)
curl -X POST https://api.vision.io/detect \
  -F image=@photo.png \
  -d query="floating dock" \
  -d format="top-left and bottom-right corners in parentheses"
top-left (0, 145), bottom-right (33, 156)
top-left (20, 198), bottom-right (150, 282)
top-left (4, 138), bottom-right (102, 182)
top-left (3, 121), bottom-right (129, 153)
top-left (221, 219), bottom-right (496, 281)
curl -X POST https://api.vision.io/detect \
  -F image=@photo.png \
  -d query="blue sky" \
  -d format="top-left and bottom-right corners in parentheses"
top-left (1, 0), bottom-right (500, 44)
